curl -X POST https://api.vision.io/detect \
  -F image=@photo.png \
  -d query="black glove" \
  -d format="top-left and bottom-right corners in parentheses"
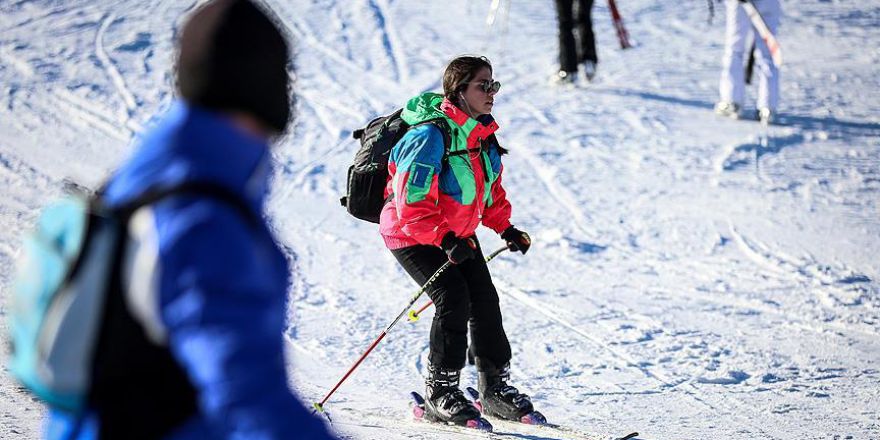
top-left (440, 232), bottom-right (476, 264)
top-left (500, 226), bottom-right (531, 254)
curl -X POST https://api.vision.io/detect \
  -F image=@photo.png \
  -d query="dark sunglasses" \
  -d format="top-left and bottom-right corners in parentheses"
top-left (479, 79), bottom-right (501, 93)
top-left (465, 79), bottom-right (502, 94)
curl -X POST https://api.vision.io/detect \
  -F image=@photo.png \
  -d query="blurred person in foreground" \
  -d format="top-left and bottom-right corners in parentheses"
top-left (45, 0), bottom-right (336, 438)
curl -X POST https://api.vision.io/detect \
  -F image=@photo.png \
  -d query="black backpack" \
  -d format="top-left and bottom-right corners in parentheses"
top-left (340, 109), bottom-right (451, 223)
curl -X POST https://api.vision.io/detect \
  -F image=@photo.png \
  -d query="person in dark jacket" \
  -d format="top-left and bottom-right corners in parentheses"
top-left (379, 55), bottom-right (536, 426)
top-left (554, 0), bottom-right (598, 84)
top-left (44, 1), bottom-right (336, 439)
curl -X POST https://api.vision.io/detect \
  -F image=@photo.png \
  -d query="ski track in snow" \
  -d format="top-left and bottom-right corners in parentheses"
top-left (727, 224), bottom-right (878, 332)
top-left (515, 142), bottom-right (602, 245)
top-left (491, 279), bottom-right (786, 440)
top-left (366, 0), bottom-right (409, 84)
top-left (277, 7), bottom-right (402, 93)
top-left (495, 278), bottom-right (674, 387)
top-left (94, 13), bottom-right (138, 128)
top-left (51, 87), bottom-right (132, 141)
top-left (2, 1), bottom-right (879, 439)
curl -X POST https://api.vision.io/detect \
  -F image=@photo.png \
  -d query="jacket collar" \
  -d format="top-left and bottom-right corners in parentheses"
top-left (440, 98), bottom-right (499, 148)
top-left (106, 101), bottom-right (272, 212)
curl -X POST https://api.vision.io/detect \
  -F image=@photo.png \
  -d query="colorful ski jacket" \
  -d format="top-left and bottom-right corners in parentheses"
top-left (379, 92), bottom-right (512, 249)
top-left (45, 102), bottom-right (335, 440)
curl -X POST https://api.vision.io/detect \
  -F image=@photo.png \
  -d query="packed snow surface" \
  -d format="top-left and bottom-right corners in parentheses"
top-left (1, 1), bottom-right (878, 439)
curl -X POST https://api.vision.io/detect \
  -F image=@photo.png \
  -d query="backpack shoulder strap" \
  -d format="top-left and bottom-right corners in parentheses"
top-left (485, 133), bottom-right (507, 155)
top-left (106, 181), bottom-right (260, 227)
top-left (411, 118), bottom-right (453, 162)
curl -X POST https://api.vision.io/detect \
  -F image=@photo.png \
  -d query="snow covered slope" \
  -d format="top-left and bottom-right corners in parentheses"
top-left (1, 1), bottom-right (878, 438)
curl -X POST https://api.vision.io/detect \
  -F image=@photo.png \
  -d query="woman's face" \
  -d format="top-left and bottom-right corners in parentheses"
top-left (460, 67), bottom-right (497, 117)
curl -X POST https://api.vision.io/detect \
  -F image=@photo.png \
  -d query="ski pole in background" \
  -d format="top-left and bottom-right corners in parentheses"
top-left (407, 246), bottom-right (510, 323)
top-left (745, 40), bottom-right (757, 85)
top-left (486, 0), bottom-right (502, 26)
top-left (607, 0), bottom-right (632, 49)
top-left (312, 245), bottom-right (508, 420)
top-left (707, 0), bottom-right (715, 24)
top-left (483, 0), bottom-right (512, 60)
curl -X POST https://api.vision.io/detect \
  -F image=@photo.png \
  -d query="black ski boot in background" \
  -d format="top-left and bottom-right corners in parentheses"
top-left (424, 364), bottom-right (482, 425)
top-left (477, 361), bottom-right (538, 421)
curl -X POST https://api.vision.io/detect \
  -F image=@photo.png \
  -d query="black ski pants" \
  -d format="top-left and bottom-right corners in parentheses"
top-left (391, 237), bottom-right (511, 372)
top-left (555, 0), bottom-right (597, 73)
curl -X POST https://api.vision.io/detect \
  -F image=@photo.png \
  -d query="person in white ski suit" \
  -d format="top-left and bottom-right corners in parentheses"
top-left (716, 0), bottom-right (782, 121)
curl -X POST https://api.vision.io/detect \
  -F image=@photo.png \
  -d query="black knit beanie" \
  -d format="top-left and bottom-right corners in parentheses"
top-left (177, 0), bottom-right (291, 133)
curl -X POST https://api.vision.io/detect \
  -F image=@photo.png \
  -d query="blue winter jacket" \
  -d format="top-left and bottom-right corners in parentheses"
top-left (45, 102), bottom-right (335, 440)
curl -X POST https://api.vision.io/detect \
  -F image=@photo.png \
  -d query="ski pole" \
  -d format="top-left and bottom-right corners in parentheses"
top-left (707, 0), bottom-right (715, 25)
top-left (745, 40), bottom-right (757, 85)
top-left (485, 0), bottom-right (502, 26)
top-left (607, 0), bottom-right (632, 49)
top-left (312, 245), bottom-right (510, 419)
top-left (312, 249), bottom-right (462, 420)
top-left (407, 245), bottom-right (509, 323)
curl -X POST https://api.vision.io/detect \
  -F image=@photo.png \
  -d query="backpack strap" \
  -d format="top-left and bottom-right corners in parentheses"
top-left (437, 126), bottom-right (497, 184)
top-left (376, 118), bottom-right (453, 209)
top-left (105, 181), bottom-right (259, 227)
top-left (89, 181), bottom-right (259, 437)
top-left (412, 118), bottom-right (454, 163)
top-left (435, 121), bottom-right (502, 161)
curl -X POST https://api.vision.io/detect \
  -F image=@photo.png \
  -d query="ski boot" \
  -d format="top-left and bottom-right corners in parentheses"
top-left (476, 361), bottom-right (547, 425)
top-left (714, 101), bottom-right (741, 119)
top-left (550, 70), bottom-right (576, 86)
top-left (757, 107), bottom-right (774, 125)
top-left (419, 365), bottom-right (491, 429)
top-left (582, 60), bottom-right (597, 82)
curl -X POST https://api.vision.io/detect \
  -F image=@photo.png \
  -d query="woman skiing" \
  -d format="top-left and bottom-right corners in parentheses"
top-left (379, 55), bottom-right (535, 426)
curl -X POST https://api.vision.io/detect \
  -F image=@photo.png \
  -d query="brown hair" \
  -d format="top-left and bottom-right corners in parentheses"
top-left (442, 55), bottom-right (493, 106)
top-left (441, 55), bottom-right (507, 154)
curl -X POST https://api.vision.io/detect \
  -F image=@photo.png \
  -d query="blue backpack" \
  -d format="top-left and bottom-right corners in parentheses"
top-left (8, 182), bottom-right (252, 413)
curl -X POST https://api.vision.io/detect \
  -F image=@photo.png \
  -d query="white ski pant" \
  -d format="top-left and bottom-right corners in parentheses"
top-left (719, 0), bottom-right (781, 111)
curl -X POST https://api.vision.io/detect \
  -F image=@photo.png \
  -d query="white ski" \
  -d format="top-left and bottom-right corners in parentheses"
top-left (741, 0), bottom-right (782, 67)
